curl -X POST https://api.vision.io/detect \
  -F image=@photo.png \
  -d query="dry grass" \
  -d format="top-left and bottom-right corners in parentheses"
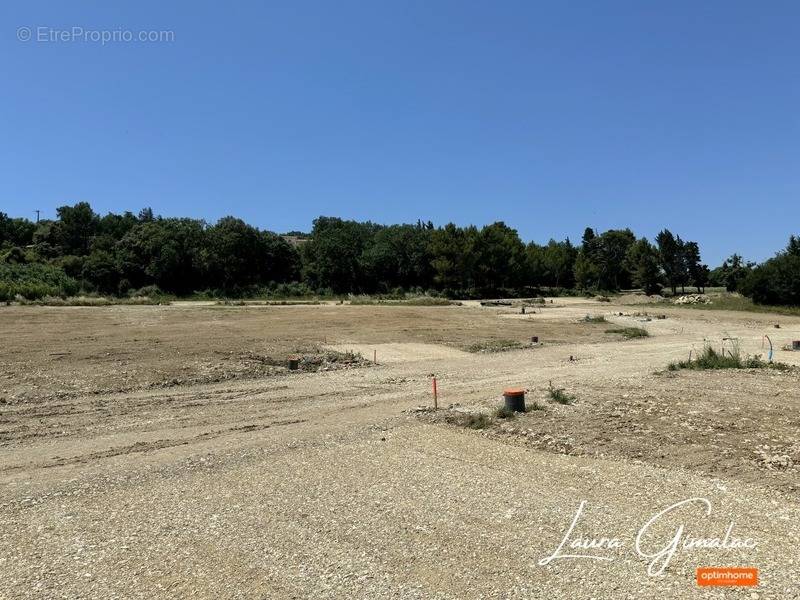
top-left (547, 382), bottom-right (575, 405)
top-left (15, 295), bottom-right (163, 307)
top-left (605, 326), bottom-right (649, 339)
top-left (668, 345), bottom-right (791, 372)
top-left (349, 295), bottom-right (455, 306)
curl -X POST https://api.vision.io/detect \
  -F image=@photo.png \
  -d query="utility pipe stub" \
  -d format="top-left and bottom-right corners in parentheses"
top-left (503, 388), bottom-right (525, 397)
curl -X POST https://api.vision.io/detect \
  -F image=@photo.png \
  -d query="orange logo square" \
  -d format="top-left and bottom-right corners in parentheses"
top-left (696, 567), bottom-right (758, 587)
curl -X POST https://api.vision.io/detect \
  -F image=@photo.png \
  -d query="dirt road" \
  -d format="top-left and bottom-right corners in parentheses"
top-left (2, 299), bottom-right (799, 598)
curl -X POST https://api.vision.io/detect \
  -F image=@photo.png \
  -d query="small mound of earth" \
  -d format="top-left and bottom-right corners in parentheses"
top-left (296, 350), bottom-right (370, 372)
top-left (241, 349), bottom-right (370, 373)
top-left (325, 343), bottom-right (469, 363)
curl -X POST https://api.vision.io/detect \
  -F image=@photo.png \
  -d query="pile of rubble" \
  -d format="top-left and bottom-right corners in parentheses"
top-left (296, 350), bottom-right (369, 372)
top-left (673, 294), bottom-right (712, 305)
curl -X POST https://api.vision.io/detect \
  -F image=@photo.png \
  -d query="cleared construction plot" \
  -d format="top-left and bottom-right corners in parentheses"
top-left (1, 298), bottom-right (799, 598)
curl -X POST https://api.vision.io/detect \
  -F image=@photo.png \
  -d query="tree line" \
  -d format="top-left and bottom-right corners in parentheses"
top-left (0, 202), bottom-right (797, 305)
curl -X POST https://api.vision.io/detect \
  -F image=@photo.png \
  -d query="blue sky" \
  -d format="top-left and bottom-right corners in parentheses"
top-left (2, 1), bottom-right (798, 265)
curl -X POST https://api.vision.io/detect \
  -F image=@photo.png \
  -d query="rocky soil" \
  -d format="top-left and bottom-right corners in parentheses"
top-left (2, 299), bottom-right (800, 598)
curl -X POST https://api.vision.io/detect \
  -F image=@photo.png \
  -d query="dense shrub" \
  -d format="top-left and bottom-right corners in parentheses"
top-left (0, 263), bottom-right (79, 300)
top-left (740, 250), bottom-right (800, 306)
top-left (2, 247), bottom-right (27, 264)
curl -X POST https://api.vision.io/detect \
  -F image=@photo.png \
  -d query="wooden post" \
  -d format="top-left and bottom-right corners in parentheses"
top-left (373, 349), bottom-right (377, 364)
top-left (432, 376), bottom-right (438, 410)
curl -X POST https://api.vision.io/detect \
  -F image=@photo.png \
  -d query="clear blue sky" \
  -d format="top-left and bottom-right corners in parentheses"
top-left (3, 1), bottom-right (798, 265)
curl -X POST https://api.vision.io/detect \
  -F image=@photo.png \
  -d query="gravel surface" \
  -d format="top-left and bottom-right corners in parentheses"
top-left (2, 299), bottom-right (799, 598)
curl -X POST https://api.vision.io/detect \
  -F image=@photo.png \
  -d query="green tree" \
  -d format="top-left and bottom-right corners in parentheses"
top-left (626, 238), bottom-right (662, 295)
top-left (596, 229), bottom-right (636, 290)
top-left (117, 218), bottom-right (206, 294)
top-left (360, 223), bottom-right (433, 292)
top-left (787, 235), bottom-right (800, 257)
top-left (573, 228), bottom-right (635, 291)
top-left (682, 241), bottom-right (708, 293)
top-left (740, 237), bottom-right (800, 306)
top-left (99, 211), bottom-right (139, 240)
top-left (0, 213), bottom-right (36, 248)
top-left (474, 222), bottom-right (527, 292)
top-left (527, 239), bottom-right (578, 288)
top-left (711, 254), bottom-right (753, 292)
top-left (573, 252), bottom-right (600, 290)
top-left (55, 255), bottom-right (84, 279)
top-left (82, 250), bottom-right (119, 294)
top-left (656, 229), bottom-right (682, 294)
top-left (525, 243), bottom-right (547, 287)
top-left (429, 223), bottom-right (478, 294)
top-left (262, 232), bottom-right (301, 284)
top-left (52, 202), bottom-right (100, 256)
top-left (574, 228), bottom-right (599, 289)
top-left (301, 217), bottom-right (377, 293)
top-left (204, 217), bottom-right (270, 291)
top-left (539, 239), bottom-right (576, 288)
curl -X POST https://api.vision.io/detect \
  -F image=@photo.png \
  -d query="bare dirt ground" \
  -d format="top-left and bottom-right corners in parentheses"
top-left (2, 299), bottom-right (800, 599)
top-left (0, 304), bottom-right (609, 402)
